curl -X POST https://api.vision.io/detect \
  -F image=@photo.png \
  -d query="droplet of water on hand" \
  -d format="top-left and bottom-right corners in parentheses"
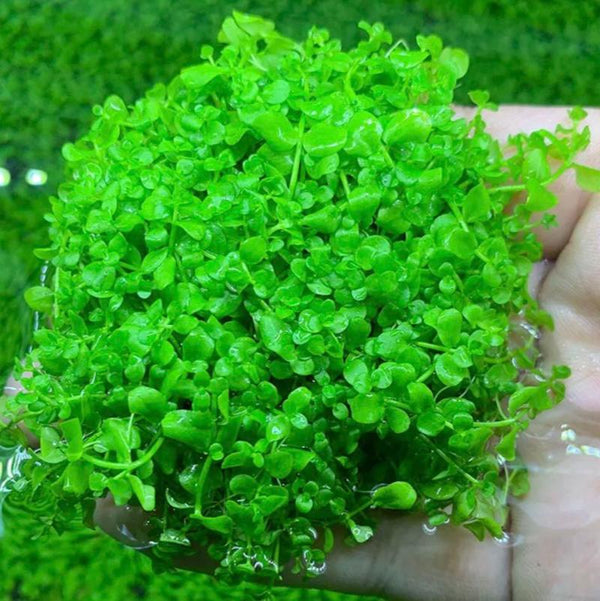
top-left (494, 530), bottom-right (523, 548)
top-left (422, 523), bottom-right (437, 536)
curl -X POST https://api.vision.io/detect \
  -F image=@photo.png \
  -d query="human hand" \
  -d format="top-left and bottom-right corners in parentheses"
top-left (288, 106), bottom-right (600, 601)
top-left (6, 106), bottom-right (600, 601)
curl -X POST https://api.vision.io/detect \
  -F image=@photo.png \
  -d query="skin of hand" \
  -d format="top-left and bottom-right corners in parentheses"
top-left (309, 106), bottom-right (600, 601)
top-left (5, 106), bottom-right (600, 601)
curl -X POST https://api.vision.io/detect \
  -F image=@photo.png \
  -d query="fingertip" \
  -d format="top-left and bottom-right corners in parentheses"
top-left (454, 105), bottom-right (600, 258)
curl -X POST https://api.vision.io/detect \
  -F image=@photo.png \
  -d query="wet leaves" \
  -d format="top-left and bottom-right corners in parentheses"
top-left (8, 9), bottom-right (598, 586)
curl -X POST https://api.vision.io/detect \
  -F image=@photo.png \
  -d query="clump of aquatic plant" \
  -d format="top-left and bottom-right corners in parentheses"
top-left (3, 11), bottom-right (599, 586)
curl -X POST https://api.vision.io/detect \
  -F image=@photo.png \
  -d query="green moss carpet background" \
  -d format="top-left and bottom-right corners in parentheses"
top-left (0, 1), bottom-right (598, 599)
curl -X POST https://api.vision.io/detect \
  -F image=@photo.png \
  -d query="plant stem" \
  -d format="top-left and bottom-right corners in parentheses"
top-left (195, 455), bottom-right (214, 515)
top-left (288, 115), bottom-right (305, 199)
top-left (417, 365), bottom-right (435, 382)
top-left (489, 163), bottom-right (571, 195)
top-left (387, 399), bottom-right (411, 411)
top-left (475, 250), bottom-right (489, 263)
top-left (340, 171), bottom-right (351, 199)
top-left (417, 341), bottom-right (450, 353)
top-left (53, 267), bottom-right (60, 321)
top-left (346, 496), bottom-right (374, 519)
top-left (82, 436), bottom-right (164, 472)
top-left (474, 415), bottom-right (523, 428)
top-left (168, 203), bottom-right (179, 252)
top-left (447, 199), bottom-right (469, 232)
top-left (419, 434), bottom-right (479, 485)
top-left (489, 184), bottom-right (526, 194)
top-left (382, 147), bottom-right (395, 168)
top-left (0, 411), bottom-right (42, 431)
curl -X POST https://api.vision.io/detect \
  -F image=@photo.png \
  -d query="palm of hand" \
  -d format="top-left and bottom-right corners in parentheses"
top-left (312, 107), bottom-right (600, 601)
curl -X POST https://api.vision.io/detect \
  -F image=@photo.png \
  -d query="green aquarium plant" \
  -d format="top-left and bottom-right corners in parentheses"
top-left (3, 11), bottom-right (599, 586)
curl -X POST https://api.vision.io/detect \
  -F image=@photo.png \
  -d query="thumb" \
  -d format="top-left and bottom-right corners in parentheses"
top-left (512, 196), bottom-right (600, 601)
top-left (538, 195), bottom-right (600, 413)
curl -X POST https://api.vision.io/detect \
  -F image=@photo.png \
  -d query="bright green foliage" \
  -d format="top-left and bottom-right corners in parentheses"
top-left (2, 10), bottom-right (598, 587)
top-left (2, 0), bottom-right (600, 381)
top-left (372, 481), bottom-right (417, 510)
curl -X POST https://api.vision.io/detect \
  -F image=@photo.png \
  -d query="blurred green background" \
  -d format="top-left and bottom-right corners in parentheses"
top-left (1, 1), bottom-right (598, 599)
